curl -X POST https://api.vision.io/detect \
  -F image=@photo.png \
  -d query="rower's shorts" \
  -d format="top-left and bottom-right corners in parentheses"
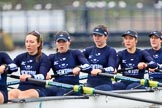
top-left (18, 84), bottom-right (46, 97)
top-left (0, 90), bottom-right (8, 103)
top-left (0, 85), bottom-right (8, 103)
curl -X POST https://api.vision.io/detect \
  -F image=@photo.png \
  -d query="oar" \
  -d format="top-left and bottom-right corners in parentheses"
top-left (7, 74), bottom-right (87, 85)
top-left (51, 73), bottom-right (88, 80)
top-left (7, 80), bottom-right (20, 89)
top-left (8, 74), bottom-right (19, 79)
top-left (79, 75), bottom-right (88, 80)
top-left (7, 80), bottom-right (20, 86)
top-left (108, 67), bottom-right (138, 81)
top-left (7, 74), bottom-right (162, 105)
top-left (154, 69), bottom-right (162, 72)
top-left (9, 96), bottom-right (89, 103)
top-left (117, 67), bottom-right (138, 73)
top-left (51, 72), bottom-right (73, 78)
top-left (97, 73), bottom-right (162, 87)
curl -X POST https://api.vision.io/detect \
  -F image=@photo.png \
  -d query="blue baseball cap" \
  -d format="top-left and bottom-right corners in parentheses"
top-left (55, 32), bottom-right (71, 42)
top-left (122, 30), bottom-right (138, 38)
top-left (92, 27), bottom-right (108, 36)
top-left (149, 31), bottom-right (162, 39)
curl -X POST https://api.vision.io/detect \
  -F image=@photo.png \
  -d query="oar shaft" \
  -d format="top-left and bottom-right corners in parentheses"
top-left (94, 89), bottom-right (162, 105)
top-left (51, 72), bottom-right (73, 78)
top-left (158, 83), bottom-right (162, 87)
top-left (98, 73), bottom-right (140, 82)
top-left (117, 67), bottom-right (138, 73)
top-left (7, 74), bottom-right (20, 79)
top-left (7, 80), bottom-right (20, 86)
top-left (98, 73), bottom-right (162, 87)
top-left (155, 69), bottom-right (162, 72)
top-left (79, 75), bottom-right (88, 80)
top-left (98, 73), bottom-right (114, 77)
top-left (27, 78), bottom-right (46, 85)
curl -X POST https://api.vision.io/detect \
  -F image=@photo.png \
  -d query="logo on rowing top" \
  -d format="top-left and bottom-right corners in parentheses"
top-left (25, 65), bottom-right (32, 70)
top-left (153, 54), bottom-right (159, 59)
top-left (122, 60), bottom-right (126, 63)
top-left (59, 63), bottom-right (68, 68)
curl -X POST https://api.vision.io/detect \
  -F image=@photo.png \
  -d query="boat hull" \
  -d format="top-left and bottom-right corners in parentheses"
top-left (1, 89), bottom-right (162, 108)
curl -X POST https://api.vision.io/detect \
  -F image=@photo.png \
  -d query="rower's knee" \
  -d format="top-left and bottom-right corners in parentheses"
top-left (18, 89), bottom-right (39, 99)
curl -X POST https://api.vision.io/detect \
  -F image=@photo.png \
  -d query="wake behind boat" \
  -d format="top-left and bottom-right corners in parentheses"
top-left (1, 89), bottom-right (162, 108)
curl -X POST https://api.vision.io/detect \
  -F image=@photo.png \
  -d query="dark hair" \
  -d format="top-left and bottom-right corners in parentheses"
top-left (27, 30), bottom-right (43, 62)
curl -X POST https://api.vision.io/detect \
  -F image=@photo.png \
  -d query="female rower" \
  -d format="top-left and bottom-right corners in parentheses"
top-left (145, 31), bottom-right (162, 83)
top-left (0, 52), bottom-right (17, 103)
top-left (113, 30), bottom-right (157, 90)
top-left (46, 31), bottom-right (91, 96)
top-left (82, 25), bottom-right (117, 91)
top-left (8, 31), bottom-right (50, 99)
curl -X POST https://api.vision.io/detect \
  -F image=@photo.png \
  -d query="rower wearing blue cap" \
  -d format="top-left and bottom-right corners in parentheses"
top-left (113, 30), bottom-right (157, 90)
top-left (83, 25), bottom-right (117, 91)
top-left (45, 31), bottom-right (92, 96)
top-left (145, 31), bottom-right (162, 82)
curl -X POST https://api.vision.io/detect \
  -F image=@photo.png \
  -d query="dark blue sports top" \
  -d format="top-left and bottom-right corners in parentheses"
top-left (83, 45), bottom-right (117, 84)
top-left (14, 52), bottom-right (50, 86)
top-left (117, 48), bottom-right (157, 79)
top-left (0, 52), bottom-right (17, 87)
top-left (48, 49), bottom-right (91, 85)
top-left (145, 48), bottom-right (162, 79)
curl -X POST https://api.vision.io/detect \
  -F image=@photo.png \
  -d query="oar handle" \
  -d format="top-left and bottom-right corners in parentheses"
top-left (98, 73), bottom-right (114, 77)
top-left (7, 80), bottom-right (20, 86)
top-left (51, 72), bottom-right (73, 78)
top-left (118, 64), bottom-right (154, 73)
top-left (7, 74), bottom-right (20, 79)
top-left (117, 67), bottom-right (138, 73)
top-left (154, 69), bottom-right (162, 72)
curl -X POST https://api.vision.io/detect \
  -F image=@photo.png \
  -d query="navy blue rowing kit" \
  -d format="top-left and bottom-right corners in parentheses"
top-left (113, 48), bottom-right (157, 90)
top-left (83, 45), bottom-right (117, 91)
top-left (46, 49), bottom-right (91, 96)
top-left (145, 48), bottom-right (162, 82)
top-left (0, 52), bottom-right (18, 103)
top-left (14, 52), bottom-right (50, 97)
top-left (117, 49), bottom-right (157, 78)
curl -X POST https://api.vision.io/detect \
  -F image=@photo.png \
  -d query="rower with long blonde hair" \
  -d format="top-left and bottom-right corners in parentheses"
top-left (8, 30), bottom-right (50, 99)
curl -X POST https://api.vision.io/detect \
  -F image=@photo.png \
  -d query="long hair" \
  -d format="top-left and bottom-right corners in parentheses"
top-left (27, 30), bottom-right (43, 62)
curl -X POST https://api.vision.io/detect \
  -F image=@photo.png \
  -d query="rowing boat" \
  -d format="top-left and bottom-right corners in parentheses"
top-left (5, 74), bottom-right (162, 108)
top-left (1, 89), bottom-right (162, 108)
